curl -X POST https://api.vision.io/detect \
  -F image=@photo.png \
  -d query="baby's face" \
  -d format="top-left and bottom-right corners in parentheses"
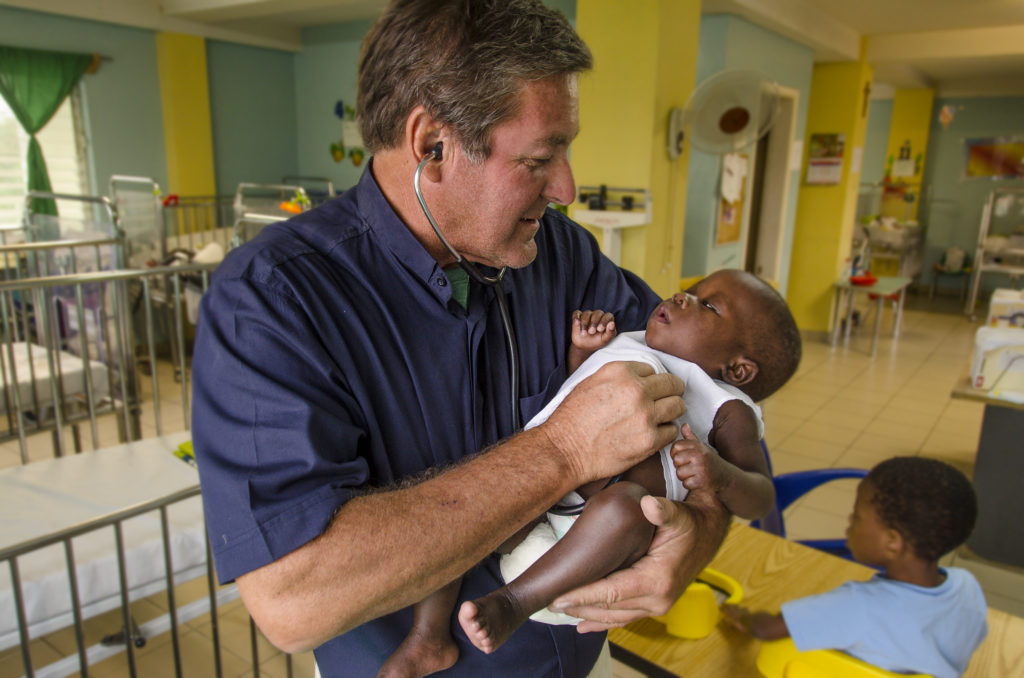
top-left (644, 270), bottom-right (754, 379)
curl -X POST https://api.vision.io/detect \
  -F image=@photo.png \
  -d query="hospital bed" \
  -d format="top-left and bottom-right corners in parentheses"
top-left (0, 263), bottom-right (307, 677)
top-left (231, 182), bottom-right (311, 248)
top-left (0, 253), bottom-right (216, 455)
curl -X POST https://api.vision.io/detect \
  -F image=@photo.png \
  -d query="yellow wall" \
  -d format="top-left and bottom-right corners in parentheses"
top-left (787, 57), bottom-right (873, 332)
top-left (573, 0), bottom-right (701, 298)
top-left (882, 88), bottom-right (935, 221)
top-left (155, 32), bottom-right (217, 196)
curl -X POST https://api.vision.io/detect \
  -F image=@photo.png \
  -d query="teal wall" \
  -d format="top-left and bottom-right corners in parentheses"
top-left (920, 96), bottom-right (1024, 295)
top-left (207, 40), bottom-right (298, 194)
top-left (293, 0), bottom-right (575, 194)
top-left (862, 98), bottom-right (893, 185)
top-left (0, 5), bottom-right (167, 196)
top-left (683, 14), bottom-right (813, 294)
top-left (295, 20), bottom-right (375, 193)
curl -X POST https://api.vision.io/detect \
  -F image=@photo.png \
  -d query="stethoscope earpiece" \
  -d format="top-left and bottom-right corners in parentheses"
top-left (412, 139), bottom-right (521, 430)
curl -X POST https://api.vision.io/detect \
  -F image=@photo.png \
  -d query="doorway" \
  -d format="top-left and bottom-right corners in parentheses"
top-left (743, 85), bottom-right (798, 286)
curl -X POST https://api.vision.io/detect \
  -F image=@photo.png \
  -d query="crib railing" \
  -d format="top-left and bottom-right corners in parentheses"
top-left (0, 463), bottom-right (308, 678)
top-left (0, 262), bottom-right (217, 463)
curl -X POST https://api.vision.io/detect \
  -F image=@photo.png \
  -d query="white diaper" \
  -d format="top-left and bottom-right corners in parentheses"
top-left (499, 514), bottom-right (583, 626)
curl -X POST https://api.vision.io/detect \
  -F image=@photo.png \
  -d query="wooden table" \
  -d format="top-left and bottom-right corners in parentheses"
top-left (609, 524), bottom-right (1024, 677)
top-left (830, 276), bottom-right (912, 357)
top-left (952, 374), bottom-right (1024, 568)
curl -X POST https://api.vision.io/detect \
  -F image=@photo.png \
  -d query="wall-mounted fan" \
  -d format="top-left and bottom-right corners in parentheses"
top-left (679, 69), bottom-right (780, 155)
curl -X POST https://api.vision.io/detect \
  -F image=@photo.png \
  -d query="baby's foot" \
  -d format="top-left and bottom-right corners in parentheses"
top-left (457, 593), bottom-right (527, 655)
top-left (375, 630), bottom-right (458, 678)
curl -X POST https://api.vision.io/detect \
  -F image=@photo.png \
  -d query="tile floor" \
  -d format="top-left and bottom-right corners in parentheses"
top-left (4, 291), bottom-right (1023, 678)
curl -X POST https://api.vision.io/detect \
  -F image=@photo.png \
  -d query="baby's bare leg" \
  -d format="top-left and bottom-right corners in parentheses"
top-left (458, 482), bottom-right (655, 654)
top-left (377, 579), bottom-right (461, 678)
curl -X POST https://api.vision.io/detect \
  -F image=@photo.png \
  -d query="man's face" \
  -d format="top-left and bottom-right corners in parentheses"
top-left (845, 480), bottom-right (892, 566)
top-left (644, 270), bottom-right (754, 380)
top-left (435, 74), bottom-right (578, 270)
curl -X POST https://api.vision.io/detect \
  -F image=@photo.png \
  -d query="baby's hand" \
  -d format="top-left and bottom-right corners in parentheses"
top-left (572, 310), bottom-right (616, 352)
top-left (671, 423), bottom-right (727, 493)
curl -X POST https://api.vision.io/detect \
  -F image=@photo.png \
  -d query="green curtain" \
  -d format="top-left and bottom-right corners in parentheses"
top-left (0, 45), bottom-right (93, 216)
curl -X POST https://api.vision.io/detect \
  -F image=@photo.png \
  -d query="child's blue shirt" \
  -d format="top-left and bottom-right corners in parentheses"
top-left (781, 567), bottom-right (987, 678)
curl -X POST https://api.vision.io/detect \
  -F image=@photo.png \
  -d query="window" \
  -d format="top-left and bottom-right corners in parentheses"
top-left (0, 87), bottom-right (90, 228)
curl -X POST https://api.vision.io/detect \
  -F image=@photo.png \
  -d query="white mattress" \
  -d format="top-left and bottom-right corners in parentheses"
top-left (0, 431), bottom-right (206, 651)
top-left (0, 341), bottom-right (111, 414)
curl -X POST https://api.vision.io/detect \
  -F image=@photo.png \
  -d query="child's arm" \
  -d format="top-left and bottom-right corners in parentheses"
top-left (567, 309), bottom-right (616, 374)
top-left (671, 400), bottom-right (775, 520)
top-left (721, 604), bottom-right (789, 640)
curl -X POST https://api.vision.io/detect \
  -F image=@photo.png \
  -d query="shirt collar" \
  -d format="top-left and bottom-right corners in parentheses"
top-left (353, 159), bottom-right (518, 299)
top-left (355, 159), bottom-right (442, 287)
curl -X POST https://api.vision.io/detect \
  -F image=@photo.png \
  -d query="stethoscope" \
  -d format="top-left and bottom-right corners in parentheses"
top-left (413, 142), bottom-right (603, 517)
top-left (414, 142), bottom-right (522, 431)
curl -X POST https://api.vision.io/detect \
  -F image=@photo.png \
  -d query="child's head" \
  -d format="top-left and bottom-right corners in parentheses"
top-left (644, 269), bottom-right (801, 401)
top-left (847, 457), bottom-right (977, 566)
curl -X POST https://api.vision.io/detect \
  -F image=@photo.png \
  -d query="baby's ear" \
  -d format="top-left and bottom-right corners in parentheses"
top-left (724, 356), bottom-right (758, 388)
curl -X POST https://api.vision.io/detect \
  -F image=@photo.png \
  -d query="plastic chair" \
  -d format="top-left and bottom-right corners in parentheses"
top-left (752, 441), bottom-right (867, 559)
top-left (930, 248), bottom-right (971, 301)
top-left (756, 638), bottom-right (932, 678)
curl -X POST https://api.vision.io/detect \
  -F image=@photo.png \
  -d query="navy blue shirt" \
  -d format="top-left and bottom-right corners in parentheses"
top-left (191, 163), bottom-right (660, 677)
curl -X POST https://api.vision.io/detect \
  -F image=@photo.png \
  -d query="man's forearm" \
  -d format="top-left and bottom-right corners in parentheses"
top-left (237, 427), bottom-right (580, 652)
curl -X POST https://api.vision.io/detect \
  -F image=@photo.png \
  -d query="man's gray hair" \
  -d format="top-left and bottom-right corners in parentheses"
top-left (357, 0), bottom-right (592, 162)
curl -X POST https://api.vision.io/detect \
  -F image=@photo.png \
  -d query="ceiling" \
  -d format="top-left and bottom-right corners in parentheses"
top-left (10, 0), bottom-right (1024, 97)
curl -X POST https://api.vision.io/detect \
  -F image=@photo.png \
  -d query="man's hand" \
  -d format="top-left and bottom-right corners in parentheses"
top-left (540, 361), bottom-right (685, 485)
top-left (548, 489), bottom-right (729, 631)
top-left (672, 423), bottom-right (729, 493)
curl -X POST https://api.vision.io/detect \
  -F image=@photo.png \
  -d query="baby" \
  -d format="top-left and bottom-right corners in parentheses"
top-left (377, 269), bottom-right (801, 677)
top-left (722, 456), bottom-right (988, 678)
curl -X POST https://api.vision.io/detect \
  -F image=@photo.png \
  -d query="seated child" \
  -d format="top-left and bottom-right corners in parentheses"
top-left (377, 269), bottom-right (801, 677)
top-left (721, 456), bottom-right (988, 678)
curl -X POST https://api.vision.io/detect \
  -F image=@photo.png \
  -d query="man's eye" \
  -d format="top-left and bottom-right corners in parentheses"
top-left (524, 157), bottom-right (552, 169)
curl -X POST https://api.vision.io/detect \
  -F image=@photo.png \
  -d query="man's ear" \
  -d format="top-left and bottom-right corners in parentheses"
top-left (405, 105), bottom-right (446, 181)
top-left (723, 356), bottom-right (758, 388)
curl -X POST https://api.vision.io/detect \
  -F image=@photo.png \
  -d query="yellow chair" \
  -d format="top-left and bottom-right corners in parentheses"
top-left (655, 567), bottom-right (743, 639)
top-left (756, 638), bottom-right (933, 678)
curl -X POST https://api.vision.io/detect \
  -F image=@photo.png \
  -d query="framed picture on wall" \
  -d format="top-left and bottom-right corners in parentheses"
top-left (963, 137), bottom-right (1024, 179)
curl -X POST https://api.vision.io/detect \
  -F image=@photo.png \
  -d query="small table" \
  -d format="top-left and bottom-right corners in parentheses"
top-left (830, 276), bottom-right (912, 357)
top-left (609, 523), bottom-right (1024, 678)
top-left (951, 373), bottom-right (1024, 568)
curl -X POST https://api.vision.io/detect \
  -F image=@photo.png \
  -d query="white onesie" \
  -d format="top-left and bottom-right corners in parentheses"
top-left (500, 331), bottom-right (764, 625)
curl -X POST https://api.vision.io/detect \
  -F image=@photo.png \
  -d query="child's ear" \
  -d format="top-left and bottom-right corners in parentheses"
top-left (723, 356), bottom-right (758, 388)
top-left (884, 527), bottom-right (905, 558)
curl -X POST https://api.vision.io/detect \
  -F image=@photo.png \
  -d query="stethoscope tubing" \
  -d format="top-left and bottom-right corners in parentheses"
top-left (414, 151), bottom-right (521, 430)
top-left (414, 150), bottom-right (621, 517)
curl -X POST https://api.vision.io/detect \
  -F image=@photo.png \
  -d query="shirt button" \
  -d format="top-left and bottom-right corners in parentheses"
top-left (438, 276), bottom-right (447, 287)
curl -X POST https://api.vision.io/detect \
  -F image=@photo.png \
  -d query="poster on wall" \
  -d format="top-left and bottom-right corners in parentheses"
top-left (716, 153), bottom-right (747, 246)
top-left (963, 137), bottom-right (1024, 179)
top-left (806, 133), bottom-right (844, 185)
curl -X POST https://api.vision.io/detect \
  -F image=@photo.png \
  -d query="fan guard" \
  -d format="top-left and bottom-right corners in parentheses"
top-left (683, 69), bottom-right (780, 154)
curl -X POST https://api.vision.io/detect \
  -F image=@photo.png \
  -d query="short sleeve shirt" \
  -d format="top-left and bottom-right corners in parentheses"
top-left (781, 568), bottom-right (988, 678)
top-left (190, 162), bottom-right (661, 678)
